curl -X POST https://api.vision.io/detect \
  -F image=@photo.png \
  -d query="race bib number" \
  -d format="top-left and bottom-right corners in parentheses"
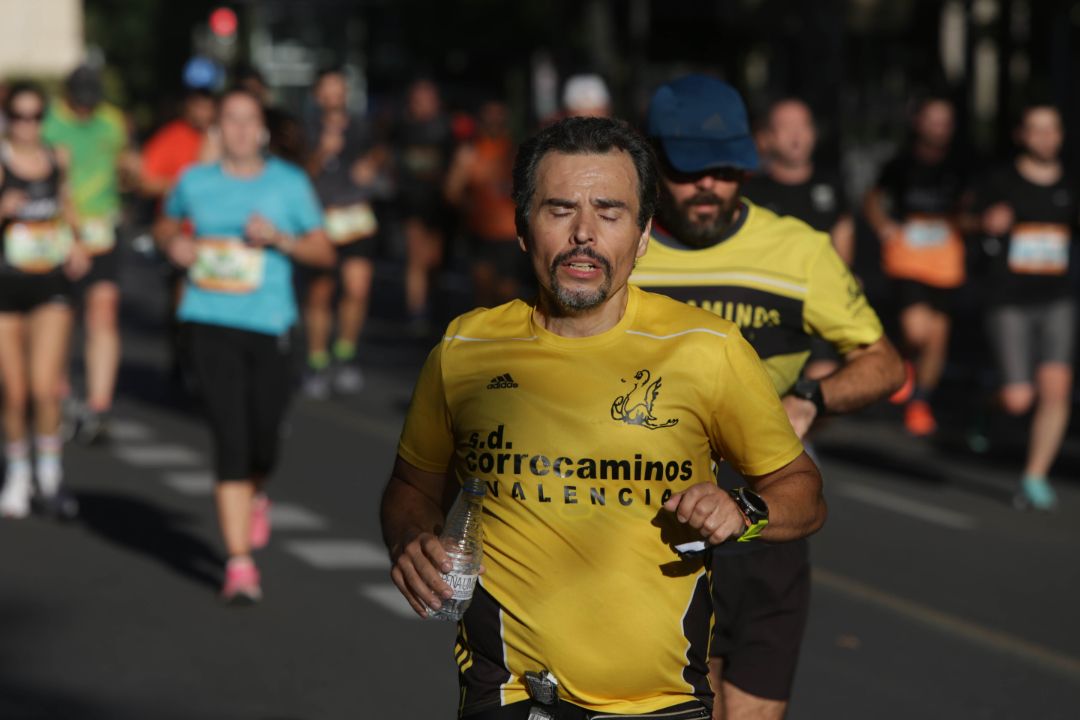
top-left (900, 217), bottom-right (951, 249)
top-left (403, 146), bottom-right (442, 177)
top-left (3, 220), bottom-right (73, 273)
top-left (325, 203), bottom-right (378, 245)
top-left (1008, 223), bottom-right (1070, 275)
top-left (189, 238), bottom-right (265, 294)
top-left (80, 216), bottom-right (117, 256)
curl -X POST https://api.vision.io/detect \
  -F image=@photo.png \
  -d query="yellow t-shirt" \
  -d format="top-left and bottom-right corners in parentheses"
top-left (630, 201), bottom-right (884, 395)
top-left (397, 285), bottom-right (803, 716)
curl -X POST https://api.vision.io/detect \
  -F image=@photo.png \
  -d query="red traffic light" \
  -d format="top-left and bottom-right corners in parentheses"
top-left (209, 7), bottom-right (238, 37)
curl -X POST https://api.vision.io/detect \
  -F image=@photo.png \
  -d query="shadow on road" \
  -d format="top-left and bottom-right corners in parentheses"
top-left (75, 491), bottom-right (222, 590)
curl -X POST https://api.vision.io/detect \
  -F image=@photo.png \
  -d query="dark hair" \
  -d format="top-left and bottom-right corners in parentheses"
top-left (185, 87), bottom-right (215, 102)
top-left (4, 81), bottom-right (48, 119)
top-left (315, 65), bottom-right (346, 84)
top-left (512, 116), bottom-right (658, 237)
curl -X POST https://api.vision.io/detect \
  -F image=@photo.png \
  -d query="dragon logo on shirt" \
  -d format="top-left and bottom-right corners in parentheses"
top-left (610, 369), bottom-right (679, 430)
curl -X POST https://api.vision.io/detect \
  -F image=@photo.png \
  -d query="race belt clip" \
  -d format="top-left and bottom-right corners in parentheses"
top-left (524, 669), bottom-right (559, 720)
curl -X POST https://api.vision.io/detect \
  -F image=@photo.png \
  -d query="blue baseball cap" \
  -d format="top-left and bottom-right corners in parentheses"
top-left (646, 74), bottom-right (759, 173)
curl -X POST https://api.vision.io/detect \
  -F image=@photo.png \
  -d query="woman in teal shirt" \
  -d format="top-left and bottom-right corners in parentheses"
top-left (155, 88), bottom-right (334, 604)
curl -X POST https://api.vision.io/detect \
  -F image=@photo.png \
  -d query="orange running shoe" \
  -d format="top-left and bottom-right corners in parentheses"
top-left (889, 361), bottom-right (915, 404)
top-left (904, 400), bottom-right (937, 437)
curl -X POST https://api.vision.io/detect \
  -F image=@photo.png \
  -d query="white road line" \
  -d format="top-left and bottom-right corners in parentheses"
top-left (270, 503), bottom-right (329, 531)
top-left (832, 482), bottom-right (977, 530)
top-left (814, 567), bottom-right (1080, 683)
top-left (104, 418), bottom-right (154, 442)
top-left (358, 583), bottom-right (418, 619)
top-left (112, 445), bottom-right (203, 467)
top-left (284, 539), bottom-right (390, 570)
top-left (161, 471), bottom-right (215, 496)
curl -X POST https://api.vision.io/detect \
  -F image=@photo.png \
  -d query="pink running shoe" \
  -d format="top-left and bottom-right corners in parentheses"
top-left (221, 557), bottom-right (262, 605)
top-left (250, 494), bottom-right (271, 550)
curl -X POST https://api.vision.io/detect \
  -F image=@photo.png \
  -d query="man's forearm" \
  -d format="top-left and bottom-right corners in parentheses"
top-left (380, 476), bottom-right (446, 558)
top-left (821, 338), bottom-right (904, 414)
top-left (751, 453), bottom-right (826, 542)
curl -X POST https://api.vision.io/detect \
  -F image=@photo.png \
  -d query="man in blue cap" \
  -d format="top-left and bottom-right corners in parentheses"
top-left (631, 75), bottom-right (904, 720)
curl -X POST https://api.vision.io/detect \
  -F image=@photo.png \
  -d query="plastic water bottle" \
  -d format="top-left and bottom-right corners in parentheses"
top-left (429, 477), bottom-right (486, 622)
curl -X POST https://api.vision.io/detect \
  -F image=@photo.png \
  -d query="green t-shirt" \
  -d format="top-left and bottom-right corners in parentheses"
top-left (43, 101), bottom-right (126, 217)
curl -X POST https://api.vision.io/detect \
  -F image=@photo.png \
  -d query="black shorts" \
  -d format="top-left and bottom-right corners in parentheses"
top-left (463, 700), bottom-right (709, 720)
top-left (305, 238), bottom-right (378, 280)
top-left (710, 539), bottom-right (811, 701)
top-left (472, 238), bottom-right (527, 281)
top-left (80, 246), bottom-right (121, 287)
top-left (185, 322), bottom-right (295, 480)
top-left (0, 271), bottom-right (73, 313)
top-left (893, 279), bottom-right (954, 314)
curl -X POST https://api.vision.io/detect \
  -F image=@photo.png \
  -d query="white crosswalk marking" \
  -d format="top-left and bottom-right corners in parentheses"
top-left (113, 445), bottom-right (203, 467)
top-left (358, 583), bottom-right (419, 619)
top-left (161, 471), bottom-right (215, 496)
top-left (104, 418), bottom-right (154, 442)
top-left (284, 539), bottom-right (390, 569)
top-left (270, 503), bottom-right (329, 531)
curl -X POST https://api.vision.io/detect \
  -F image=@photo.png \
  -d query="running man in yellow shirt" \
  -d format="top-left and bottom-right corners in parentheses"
top-left (381, 117), bottom-right (827, 719)
top-left (633, 75), bottom-right (904, 720)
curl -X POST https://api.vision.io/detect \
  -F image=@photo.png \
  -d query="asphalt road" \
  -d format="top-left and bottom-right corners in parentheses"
top-left (1, 249), bottom-right (1078, 719)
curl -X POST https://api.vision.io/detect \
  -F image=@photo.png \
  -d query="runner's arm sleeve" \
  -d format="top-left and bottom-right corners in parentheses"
top-left (397, 343), bottom-right (455, 474)
top-left (709, 331), bottom-right (803, 477)
top-left (803, 242), bottom-right (884, 354)
top-left (163, 174), bottom-right (189, 220)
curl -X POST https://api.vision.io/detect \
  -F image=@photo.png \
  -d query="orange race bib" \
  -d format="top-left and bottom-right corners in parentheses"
top-left (1008, 223), bottom-right (1070, 275)
top-left (189, 238), bottom-right (265, 294)
top-left (325, 203), bottom-right (378, 245)
top-left (881, 213), bottom-right (965, 288)
top-left (80, 215), bottom-right (117, 256)
top-left (3, 220), bottom-right (73, 273)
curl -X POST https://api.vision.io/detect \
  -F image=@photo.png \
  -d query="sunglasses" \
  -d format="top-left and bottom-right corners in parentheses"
top-left (662, 160), bottom-right (746, 185)
top-left (9, 111), bottom-right (44, 123)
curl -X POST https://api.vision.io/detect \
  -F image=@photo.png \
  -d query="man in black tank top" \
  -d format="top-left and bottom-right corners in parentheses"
top-left (977, 103), bottom-right (1076, 511)
top-left (743, 99), bottom-right (853, 264)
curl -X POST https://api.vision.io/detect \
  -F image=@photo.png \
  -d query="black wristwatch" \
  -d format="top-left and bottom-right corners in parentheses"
top-left (792, 378), bottom-right (827, 416)
top-left (729, 487), bottom-right (769, 543)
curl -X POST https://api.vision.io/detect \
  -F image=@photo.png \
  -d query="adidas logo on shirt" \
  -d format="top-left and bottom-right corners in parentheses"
top-left (487, 373), bottom-right (519, 390)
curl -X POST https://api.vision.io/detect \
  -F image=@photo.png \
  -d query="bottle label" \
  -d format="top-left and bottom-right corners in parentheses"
top-left (442, 571), bottom-right (478, 600)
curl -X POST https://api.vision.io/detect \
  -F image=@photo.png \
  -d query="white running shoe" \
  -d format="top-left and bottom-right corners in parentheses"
top-left (0, 465), bottom-right (32, 519)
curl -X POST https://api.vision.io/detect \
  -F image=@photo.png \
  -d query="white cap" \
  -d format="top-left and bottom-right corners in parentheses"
top-left (562, 74), bottom-right (611, 114)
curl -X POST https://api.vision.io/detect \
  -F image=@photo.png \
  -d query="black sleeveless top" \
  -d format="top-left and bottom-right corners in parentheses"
top-left (0, 142), bottom-right (63, 273)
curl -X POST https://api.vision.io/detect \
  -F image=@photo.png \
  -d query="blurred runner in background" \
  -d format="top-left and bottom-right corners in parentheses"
top-left (154, 89), bottom-right (334, 604)
top-left (301, 67), bottom-right (384, 399)
top-left (562, 74), bottom-right (612, 119)
top-left (863, 96), bottom-right (967, 437)
top-left (43, 65), bottom-right (134, 445)
top-left (139, 86), bottom-right (217, 389)
top-left (745, 98), bottom-right (853, 265)
top-left (395, 78), bottom-right (453, 332)
top-left (0, 82), bottom-right (90, 518)
top-left (745, 98), bottom-right (855, 381)
top-left (977, 103), bottom-right (1076, 512)
top-left (140, 88), bottom-right (216, 200)
top-left (444, 99), bottom-right (521, 307)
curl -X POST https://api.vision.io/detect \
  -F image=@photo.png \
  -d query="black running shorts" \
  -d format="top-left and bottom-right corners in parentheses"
top-left (0, 271), bottom-right (73, 313)
top-left (709, 539), bottom-right (811, 701)
top-left (184, 322), bottom-right (294, 480)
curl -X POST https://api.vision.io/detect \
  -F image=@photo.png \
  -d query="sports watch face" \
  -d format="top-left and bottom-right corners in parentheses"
top-left (738, 488), bottom-right (768, 519)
